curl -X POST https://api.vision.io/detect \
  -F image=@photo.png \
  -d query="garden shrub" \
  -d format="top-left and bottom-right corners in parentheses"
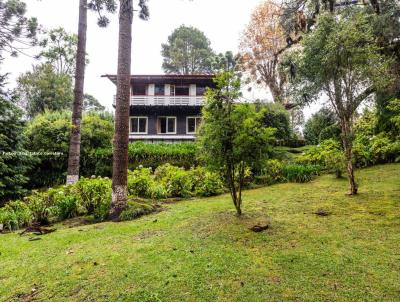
top-left (127, 168), bottom-right (154, 198)
top-left (52, 187), bottom-right (82, 220)
top-left (154, 164), bottom-right (193, 198)
top-left (119, 201), bottom-right (156, 221)
top-left (370, 133), bottom-right (399, 164)
top-left (255, 159), bottom-right (285, 185)
top-left (23, 110), bottom-right (114, 188)
top-left (190, 167), bottom-right (224, 197)
top-left (297, 139), bottom-right (345, 177)
top-left (353, 133), bottom-right (400, 167)
top-left (73, 177), bottom-right (112, 221)
top-left (0, 200), bottom-right (33, 231)
top-left (164, 169), bottom-right (193, 198)
top-left (282, 164), bottom-right (320, 183)
top-left (319, 124), bottom-right (341, 142)
top-left (149, 184), bottom-right (168, 200)
top-left (25, 190), bottom-right (57, 224)
top-left (94, 143), bottom-right (198, 177)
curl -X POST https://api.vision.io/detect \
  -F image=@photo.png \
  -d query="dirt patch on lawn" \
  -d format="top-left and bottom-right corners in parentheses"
top-left (62, 217), bottom-right (95, 228)
top-left (133, 230), bottom-right (165, 240)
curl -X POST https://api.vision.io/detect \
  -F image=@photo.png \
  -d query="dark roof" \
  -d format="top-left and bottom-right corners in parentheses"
top-left (102, 74), bottom-right (215, 85)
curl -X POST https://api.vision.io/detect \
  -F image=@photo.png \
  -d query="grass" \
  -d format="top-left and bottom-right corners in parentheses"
top-left (1, 164), bottom-right (399, 302)
top-left (274, 145), bottom-right (315, 160)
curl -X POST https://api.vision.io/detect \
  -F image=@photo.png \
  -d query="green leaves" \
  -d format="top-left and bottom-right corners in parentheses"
top-left (162, 25), bottom-right (215, 74)
top-left (198, 72), bottom-right (275, 214)
top-left (37, 28), bottom-right (80, 77)
top-left (290, 10), bottom-right (392, 108)
top-left (0, 0), bottom-right (39, 59)
top-left (17, 64), bottom-right (74, 118)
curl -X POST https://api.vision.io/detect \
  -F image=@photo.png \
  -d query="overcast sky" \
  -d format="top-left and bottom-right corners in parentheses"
top-left (2, 0), bottom-right (320, 118)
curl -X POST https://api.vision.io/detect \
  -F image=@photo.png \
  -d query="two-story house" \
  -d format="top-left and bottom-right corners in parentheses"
top-left (103, 74), bottom-right (215, 143)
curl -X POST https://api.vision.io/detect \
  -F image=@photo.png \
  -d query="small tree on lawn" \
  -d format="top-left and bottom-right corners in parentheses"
top-left (198, 72), bottom-right (275, 215)
top-left (288, 10), bottom-right (391, 195)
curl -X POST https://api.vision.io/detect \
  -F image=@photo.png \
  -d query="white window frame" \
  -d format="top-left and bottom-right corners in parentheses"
top-left (130, 116), bottom-right (148, 134)
top-left (158, 116), bottom-right (177, 134)
top-left (186, 116), bottom-right (202, 134)
top-left (170, 85), bottom-right (176, 96)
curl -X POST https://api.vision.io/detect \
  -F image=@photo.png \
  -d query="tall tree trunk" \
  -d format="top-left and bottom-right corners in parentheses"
top-left (341, 119), bottom-right (358, 195)
top-left (109, 0), bottom-right (133, 220)
top-left (66, 0), bottom-right (87, 185)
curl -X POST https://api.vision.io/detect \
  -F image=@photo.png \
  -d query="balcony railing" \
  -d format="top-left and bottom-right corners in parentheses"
top-left (113, 95), bottom-right (204, 106)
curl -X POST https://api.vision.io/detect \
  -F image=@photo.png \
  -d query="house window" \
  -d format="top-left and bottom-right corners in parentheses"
top-left (158, 116), bottom-right (176, 134)
top-left (170, 85), bottom-right (175, 96)
top-left (130, 117), bottom-right (148, 134)
top-left (175, 85), bottom-right (190, 96)
top-left (132, 84), bottom-right (146, 95)
top-left (187, 116), bottom-right (202, 134)
top-left (196, 86), bottom-right (206, 96)
top-left (155, 84), bottom-right (165, 96)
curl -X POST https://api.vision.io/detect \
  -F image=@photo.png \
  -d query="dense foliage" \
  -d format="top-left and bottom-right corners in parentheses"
top-left (199, 72), bottom-right (275, 215)
top-left (0, 163), bottom-right (224, 231)
top-left (303, 107), bottom-right (339, 145)
top-left (257, 102), bottom-right (291, 142)
top-left (17, 64), bottom-right (74, 118)
top-left (161, 25), bottom-right (215, 74)
top-left (23, 110), bottom-right (114, 188)
top-left (0, 98), bottom-right (31, 205)
top-left (353, 108), bottom-right (400, 167)
top-left (287, 10), bottom-right (391, 194)
top-left (95, 142), bottom-right (198, 176)
top-left (297, 139), bottom-right (345, 178)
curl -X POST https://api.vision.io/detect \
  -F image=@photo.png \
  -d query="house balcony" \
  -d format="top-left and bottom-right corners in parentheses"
top-left (113, 95), bottom-right (205, 106)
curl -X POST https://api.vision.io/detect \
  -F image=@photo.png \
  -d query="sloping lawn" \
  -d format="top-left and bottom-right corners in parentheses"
top-left (1, 164), bottom-right (399, 302)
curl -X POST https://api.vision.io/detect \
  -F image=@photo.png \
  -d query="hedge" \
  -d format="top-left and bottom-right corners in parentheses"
top-left (93, 142), bottom-right (199, 176)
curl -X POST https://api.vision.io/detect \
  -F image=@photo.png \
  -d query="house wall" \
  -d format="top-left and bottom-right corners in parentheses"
top-left (130, 106), bottom-right (202, 137)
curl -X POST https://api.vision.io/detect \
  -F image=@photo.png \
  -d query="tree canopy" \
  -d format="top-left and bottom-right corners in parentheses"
top-left (17, 63), bottom-right (73, 118)
top-left (0, 97), bottom-right (31, 204)
top-left (161, 25), bottom-right (215, 74)
top-left (239, 0), bottom-right (288, 104)
top-left (0, 0), bottom-right (39, 58)
top-left (199, 72), bottom-right (275, 215)
top-left (37, 27), bottom-right (80, 77)
top-left (304, 107), bottom-right (338, 145)
top-left (288, 10), bottom-right (391, 194)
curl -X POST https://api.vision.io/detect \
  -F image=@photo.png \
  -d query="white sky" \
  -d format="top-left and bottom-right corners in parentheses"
top-left (2, 0), bottom-right (320, 118)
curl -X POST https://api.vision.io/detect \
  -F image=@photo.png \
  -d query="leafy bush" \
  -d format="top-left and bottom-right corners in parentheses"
top-left (303, 107), bottom-right (337, 145)
top-left (297, 139), bottom-right (345, 177)
top-left (24, 190), bottom-right (57, 224)
top-left (282, 164), bottom-right (320, 183)
top-left (95, 142), bottom-right (198, 177)
top-left (258, 102), bottom-right (292, 141)
top-left (190, 167), bottom-right (224, 197)
top-left (73, 177), bottom-right (112, 221)
top-left (255, 159), bottom-right (285, 185)
top-left (163, 168), bottom-right (193, 198)
top-left (319, 124), bottom-right (341, 142)
top-left (127, 168), bottom-right (154, 198)
top-left (353, 133), bottom-right (400, 167)
top-left (52, 187), bottom-right (81, 220)
top-left (23, 110), bottom-right (114, 188)
top-left (0, 201), bottom-right (33, 231)
top-left (149, 184), bottom-right (168, 200)
top-left (370, 134), bottom-right (399, 164)
top-left (119, 201), bottom-right (156, 221)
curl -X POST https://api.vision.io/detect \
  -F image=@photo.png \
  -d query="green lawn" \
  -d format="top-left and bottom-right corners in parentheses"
top-left (1, 164), bottom-right (399, 302)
